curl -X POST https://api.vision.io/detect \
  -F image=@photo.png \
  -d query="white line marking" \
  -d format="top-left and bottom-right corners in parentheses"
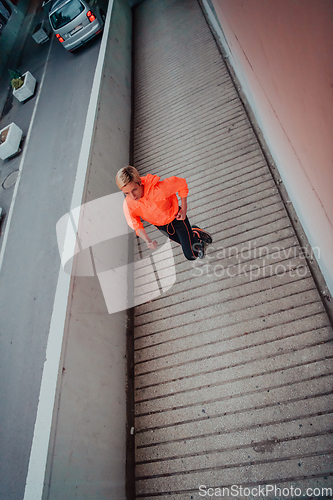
top-left (23, 2), bottom-right (114, 498)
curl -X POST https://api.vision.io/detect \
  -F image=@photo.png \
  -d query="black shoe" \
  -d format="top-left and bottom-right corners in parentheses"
top-left (192, 226), bottom-right (213, 244)
top-left (193, 241), bottom-right (205, 259)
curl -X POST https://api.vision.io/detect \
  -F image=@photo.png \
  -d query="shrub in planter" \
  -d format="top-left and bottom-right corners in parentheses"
top-left (9, 69), bottom-right (24, 90)
top-left (9, 69), bottom-right (37, 102)
top-left (0, 123), bottom-right (23, 160)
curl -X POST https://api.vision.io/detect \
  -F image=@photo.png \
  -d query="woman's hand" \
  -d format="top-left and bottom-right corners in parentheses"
top-left (147, 240), bottom-right (158, 250)
top-left (175, 207), bottom-right (186, 220)
top-left (137, 229), bottom-right (158, 250)
top-left (176, 197), bottom-right (187, 220)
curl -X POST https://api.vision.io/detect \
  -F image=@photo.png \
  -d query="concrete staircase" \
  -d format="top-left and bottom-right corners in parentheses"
top-left (132, 1), bottom-right (333, 497)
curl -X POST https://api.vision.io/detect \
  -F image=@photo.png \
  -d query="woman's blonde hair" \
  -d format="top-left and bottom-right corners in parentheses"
top-left (116, 166), bottom-right (141, 189)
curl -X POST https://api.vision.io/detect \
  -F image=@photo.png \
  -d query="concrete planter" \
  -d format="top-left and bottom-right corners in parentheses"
top-left (13, 71), bottom-right (37, 102)
top-left (32, 21), bottom-right (49, 44)
top-left (0, 123), bottom-right (23, 160)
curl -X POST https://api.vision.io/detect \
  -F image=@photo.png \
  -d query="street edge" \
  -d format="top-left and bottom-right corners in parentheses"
top-left (22, 2), bottom-right (115, 499)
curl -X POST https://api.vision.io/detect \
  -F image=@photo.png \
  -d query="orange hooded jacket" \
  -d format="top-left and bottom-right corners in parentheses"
top-left (123, 174), bottom-right (189, 235)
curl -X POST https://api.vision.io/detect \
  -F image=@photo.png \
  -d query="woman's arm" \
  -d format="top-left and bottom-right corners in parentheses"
top-left (137, 228), bottom-right (158, 249)
top-left (175, 197), bottom-right (187, 220)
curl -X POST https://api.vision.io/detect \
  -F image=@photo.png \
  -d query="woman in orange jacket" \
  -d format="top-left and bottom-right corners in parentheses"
top-left (116, 166), bottom-right (212, 260)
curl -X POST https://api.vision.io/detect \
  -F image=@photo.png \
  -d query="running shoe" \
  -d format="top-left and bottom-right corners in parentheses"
top-left (193, 241), bottom-right (205, 259)
top-left (197, 242), bottom-right (205, 259)
top-left (192, 226), bottom-right (213, 244)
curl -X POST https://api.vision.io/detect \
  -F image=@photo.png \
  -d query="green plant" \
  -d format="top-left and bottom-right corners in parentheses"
top-left (11, 78), bottom-right (24, 90)
top-left (8, 69), bottom-right (24, 90)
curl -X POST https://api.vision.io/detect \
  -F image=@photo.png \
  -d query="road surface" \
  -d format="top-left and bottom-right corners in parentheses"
top-left (0, 28), bottom-right (102, 500)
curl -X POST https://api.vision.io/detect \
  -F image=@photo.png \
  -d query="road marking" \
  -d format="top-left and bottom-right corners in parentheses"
top-left (23, 2), bottom-right (114, 499)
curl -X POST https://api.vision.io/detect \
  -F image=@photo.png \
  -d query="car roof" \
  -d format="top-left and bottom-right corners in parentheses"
top-left (49, 0), bottom-right (84, 15)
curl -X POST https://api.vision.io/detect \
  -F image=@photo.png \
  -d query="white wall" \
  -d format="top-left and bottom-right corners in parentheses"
top-left (203, 0), bottom-right (333, 295)
top-left (42, 0), bottom-right (133, 498)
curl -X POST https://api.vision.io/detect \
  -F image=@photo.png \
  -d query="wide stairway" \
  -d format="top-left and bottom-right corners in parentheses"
top-left (131, 1), bottom-right (333, 498)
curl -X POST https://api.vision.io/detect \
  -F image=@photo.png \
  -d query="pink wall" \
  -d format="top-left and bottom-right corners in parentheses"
top-left (211, 0), bottom-right (333, 292)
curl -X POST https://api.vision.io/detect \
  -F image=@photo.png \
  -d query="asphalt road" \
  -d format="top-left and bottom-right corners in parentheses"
top-left (0, 29), bottom-right (102, 500)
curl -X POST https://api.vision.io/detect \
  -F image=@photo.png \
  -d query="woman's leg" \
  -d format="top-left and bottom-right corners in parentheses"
top-left (156, 221), bottom-right (181, 244)
top-left (172, 217), bottom-right (201, 260)
top-left (156, 218), bottom-right (203, 260)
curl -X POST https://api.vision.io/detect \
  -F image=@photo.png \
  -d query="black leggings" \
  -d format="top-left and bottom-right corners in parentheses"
top-left (155, 216), bottom-right (200, 261)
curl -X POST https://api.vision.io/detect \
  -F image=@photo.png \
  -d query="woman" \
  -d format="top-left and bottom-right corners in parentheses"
top-left (116, 166), bottom-right (212, 260)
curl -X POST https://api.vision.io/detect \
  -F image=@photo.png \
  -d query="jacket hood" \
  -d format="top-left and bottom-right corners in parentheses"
top-left (141, 174), bottom-right (160, 195)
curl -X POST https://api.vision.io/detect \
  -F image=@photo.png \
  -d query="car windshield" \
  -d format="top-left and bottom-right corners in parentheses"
top-left (50, 0), bottom-right (84, 29)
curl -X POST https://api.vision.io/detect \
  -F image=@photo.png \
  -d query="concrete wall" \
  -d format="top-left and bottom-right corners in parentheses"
top-left (127, 0), bottom-right (145, 5)
top-left (42, 0), bottom-right (132, 498)
top-left (204, 0), bottom-right (333, 294)
top-left (0, 0), bottom-right (32, 79)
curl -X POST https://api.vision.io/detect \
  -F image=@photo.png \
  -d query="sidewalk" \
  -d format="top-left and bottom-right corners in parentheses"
top-left (0, 0), bottom-right (52, 247)
top-left (0, 0), bottom-right (50, 120)
top-left (132, 0), bottom-right (333, 497)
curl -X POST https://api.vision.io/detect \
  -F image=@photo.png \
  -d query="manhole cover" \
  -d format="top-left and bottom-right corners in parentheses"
top-left (2, 170), bottom-right (20, 189)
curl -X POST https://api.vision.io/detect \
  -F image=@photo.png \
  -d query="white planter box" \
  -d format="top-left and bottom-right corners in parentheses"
top-left (0, 123), bottom-right (23, 160)
top-left (32, 21), bottom-right (49, 44)
top-left (13, 71), bottom-right (37, 102)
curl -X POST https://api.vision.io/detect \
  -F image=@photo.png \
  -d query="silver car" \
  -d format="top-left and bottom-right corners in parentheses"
top-left (49, 0), bottom-right (105, 52)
